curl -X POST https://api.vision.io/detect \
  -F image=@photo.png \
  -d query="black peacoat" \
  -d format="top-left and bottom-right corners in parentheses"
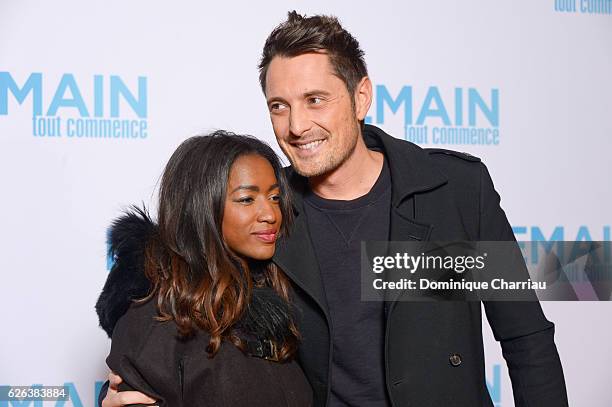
top-left (273, 124), bottom-right (568, 407)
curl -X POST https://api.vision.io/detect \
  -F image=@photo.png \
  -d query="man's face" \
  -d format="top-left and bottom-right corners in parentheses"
top-left (264, 53), bottom-right (362, 177)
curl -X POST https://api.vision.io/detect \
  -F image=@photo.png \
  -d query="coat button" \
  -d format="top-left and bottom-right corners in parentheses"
top-left (449, 353), bottom-right (462, 367)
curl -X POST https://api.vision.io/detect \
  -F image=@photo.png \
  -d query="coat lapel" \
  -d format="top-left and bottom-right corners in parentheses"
top-left (273, 171), bottom-right (329, 315)
top-left (389, 200), bottom-right (432, 242)
top-left (384, 199), bottom-right (433, 304)
top-left (362, 125), bottom-right (447, 306)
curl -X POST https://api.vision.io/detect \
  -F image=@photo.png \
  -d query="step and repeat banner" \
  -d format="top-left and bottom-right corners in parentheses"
top-left (1, 1), bottom-right (610, 406)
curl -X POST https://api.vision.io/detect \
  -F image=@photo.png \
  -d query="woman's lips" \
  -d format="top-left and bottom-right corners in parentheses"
top-left (252, 230), bottom-right (277, 243)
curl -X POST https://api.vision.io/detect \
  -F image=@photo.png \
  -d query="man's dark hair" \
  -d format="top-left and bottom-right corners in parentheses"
top-left (258, 11), bottom-right (368, 98)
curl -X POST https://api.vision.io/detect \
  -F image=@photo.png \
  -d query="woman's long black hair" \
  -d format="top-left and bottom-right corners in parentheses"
top-left (141, 130), bottom-right (298, 360)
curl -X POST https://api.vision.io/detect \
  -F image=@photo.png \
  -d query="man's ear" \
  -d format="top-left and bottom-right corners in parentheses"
top-left (354, 76), bottom-right (373, 121)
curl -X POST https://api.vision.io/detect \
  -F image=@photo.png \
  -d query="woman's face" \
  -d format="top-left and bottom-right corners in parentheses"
top-left (222, 154), bottom-right (282, 261)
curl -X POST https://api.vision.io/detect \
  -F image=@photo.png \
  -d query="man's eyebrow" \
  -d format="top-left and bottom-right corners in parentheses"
top-left (303, 89), bottom-right (332, 98)
top-left (230, 183), bottom-right (279, 193)
top-left (266, 90), bottom-right (332, 105)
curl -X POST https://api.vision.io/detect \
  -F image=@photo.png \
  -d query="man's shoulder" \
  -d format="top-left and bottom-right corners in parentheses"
top-left (423, 148), bottom-right (481, 163)
top-left (423, 148), bottom-right (484, 178)
top-left (363, 124), bottom-right (484, 176)
top-left (380, 137), bottom-right (489, 203)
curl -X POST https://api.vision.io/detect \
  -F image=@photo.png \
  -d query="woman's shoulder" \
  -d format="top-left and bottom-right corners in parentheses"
top-left (114, 297), bottom-right (159, 334)
top-left (111, 297), bottom-right (211, 353)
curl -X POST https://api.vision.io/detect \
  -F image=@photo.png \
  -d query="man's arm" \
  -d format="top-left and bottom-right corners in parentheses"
top-left (98, 380), bottom-right (108, 407)
top-left (478, 163), bottom-right (569, 407)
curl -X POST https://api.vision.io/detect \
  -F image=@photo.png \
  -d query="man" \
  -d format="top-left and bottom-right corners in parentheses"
top-left (99, 11), bottom-right (568, 407)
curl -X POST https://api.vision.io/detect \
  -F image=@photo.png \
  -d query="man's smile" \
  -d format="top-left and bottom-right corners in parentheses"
top-left (290, 138), bottom-right (327, 156)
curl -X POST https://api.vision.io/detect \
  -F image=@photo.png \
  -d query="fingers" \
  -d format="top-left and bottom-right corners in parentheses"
top-left (108, 372), bottom-right (122, 389)
top-left (103, 388), bottom-right (157, 407)
top-left (113, 391), bottom-right (157, 406)
top-left (103, 372), bottom-right (157, 406)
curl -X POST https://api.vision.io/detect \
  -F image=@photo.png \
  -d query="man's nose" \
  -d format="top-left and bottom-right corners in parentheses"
top-left (289, 105), bottom-right (311, 136)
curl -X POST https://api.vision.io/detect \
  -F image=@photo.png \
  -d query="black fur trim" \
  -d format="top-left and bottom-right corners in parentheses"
top-left (234, 286), bottom-right (295, 345)
top-left (95, 206), bottom-right (155, 337)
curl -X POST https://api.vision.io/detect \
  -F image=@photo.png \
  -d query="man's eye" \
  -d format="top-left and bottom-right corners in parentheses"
top-left (309, 97), bottom-right (322, 104)
top-left (270, 102), bottom-right (286, 111)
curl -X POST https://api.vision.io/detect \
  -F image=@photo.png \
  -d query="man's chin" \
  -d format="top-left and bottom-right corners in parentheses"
top-left (291, 162), bottom-right (333, 178)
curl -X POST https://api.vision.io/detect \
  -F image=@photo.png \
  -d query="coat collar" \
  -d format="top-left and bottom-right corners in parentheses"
top-left (274, 125), bottom-right (448, 312)
top-left (361, 124), bottom-right (448, 207)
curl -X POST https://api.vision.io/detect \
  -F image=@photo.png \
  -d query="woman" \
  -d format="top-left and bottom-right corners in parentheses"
top-left (96, 130), bottom-right (312, 406)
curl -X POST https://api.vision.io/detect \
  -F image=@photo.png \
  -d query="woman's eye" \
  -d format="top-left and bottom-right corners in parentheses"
top-left (236, 197), bottom-right (254, 204)
top-left (270, 194), bottom-right (281, 202)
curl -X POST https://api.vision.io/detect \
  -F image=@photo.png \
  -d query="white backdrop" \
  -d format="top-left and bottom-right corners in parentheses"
top-left (1, 1), bottom-right (610, 406)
